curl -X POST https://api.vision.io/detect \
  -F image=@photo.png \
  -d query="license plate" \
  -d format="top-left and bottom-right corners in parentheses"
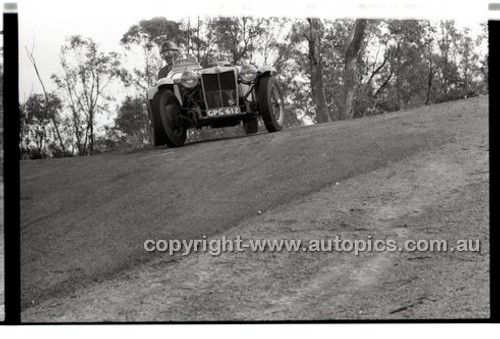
top-left (206, 106), bottom-right (241, 117)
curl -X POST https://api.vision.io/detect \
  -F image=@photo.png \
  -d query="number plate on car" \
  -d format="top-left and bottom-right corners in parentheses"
top-left (206, 106), bottom-right (241, 117)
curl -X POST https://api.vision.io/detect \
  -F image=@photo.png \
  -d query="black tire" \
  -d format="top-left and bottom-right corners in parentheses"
top-left (152, 89), bottom-right (187, 147)
top-left (258, 76), bottom-right (284, 132)
top-left (148, 100), bottom-right (169, 146)
top-left (243, 117), bottom-right (259, 135)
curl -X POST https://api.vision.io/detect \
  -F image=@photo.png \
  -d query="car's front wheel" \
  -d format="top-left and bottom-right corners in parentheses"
top-left (152, 89), bottom-right (187, 147)
top-left (258, 76), bottom-right (284, 132)
top-left (148, 100), bottom-right (169, 146)
top-left (243, 117), bottom-right (259, 135)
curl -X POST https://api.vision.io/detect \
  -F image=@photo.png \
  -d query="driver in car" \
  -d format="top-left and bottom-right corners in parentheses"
top-left (157, 40), bottom-right (181, 80)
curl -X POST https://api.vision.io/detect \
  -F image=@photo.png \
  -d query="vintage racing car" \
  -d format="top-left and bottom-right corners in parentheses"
top-left (146, 57), bottom-right (284, 147)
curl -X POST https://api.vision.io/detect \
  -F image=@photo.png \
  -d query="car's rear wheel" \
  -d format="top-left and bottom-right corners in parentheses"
top-left (152, 89), bottom-right (187, 147)
top-left (243, 117), bottom-right (259, 135)
top-left (258, 76), bottom-right (284, 132)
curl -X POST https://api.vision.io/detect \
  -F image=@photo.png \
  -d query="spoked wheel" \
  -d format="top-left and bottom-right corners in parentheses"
top-left (258, 76), bottom-right (284, 132)
top-left (152, 89), bottom-right (187, 147)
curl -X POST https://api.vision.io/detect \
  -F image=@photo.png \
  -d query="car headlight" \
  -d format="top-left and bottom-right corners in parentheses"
top-left (240, 64), bottom-right (258, 82)
top-left (180, 70), bottom-right (199, 89)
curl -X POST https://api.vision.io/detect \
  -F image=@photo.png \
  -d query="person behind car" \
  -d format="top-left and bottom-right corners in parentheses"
top-left (157, 40), bottom-right (180, 80)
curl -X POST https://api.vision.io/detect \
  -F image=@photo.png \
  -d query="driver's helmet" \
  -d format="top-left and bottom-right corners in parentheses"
top-left (160, 41), bottom-right (179, 54)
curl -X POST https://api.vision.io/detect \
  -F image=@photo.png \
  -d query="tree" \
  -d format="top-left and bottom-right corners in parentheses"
top-left (433, 20), bottom-right (463, 102)
top-left (51, 36), bottom-right (122, 155)
top-left (377, 20), bottom-right (430, 110)
top-left (320, 19), bottom-right (354, 119)
top-left (455, 27), bottom-right (482, 97)
top-left (273, 19), bottom-right (315, 125)
top-left (478, 22), bottom-right (488, 92)
top-left (208, 17), bottom-right (267, 64)
top-left (340, 19), bottom-right (367, 119)
top-left (355, 20), bottom-right (393, 115)
top-left (19, 93), bottom-right (63, 159)
top-left (306, 18), bottom-right (330, 123)
top-left (113, 96), bottom-right (150, 148)
top-left (25, 44), bottom-right (67, 153)
top-left (419, 21), bottom-right (439, 105)
top-left (181, 16), bottom-right (218, 67)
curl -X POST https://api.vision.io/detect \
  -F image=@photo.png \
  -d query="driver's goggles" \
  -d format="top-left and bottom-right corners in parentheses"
top-left (161, 49), bottom-right (178, 55)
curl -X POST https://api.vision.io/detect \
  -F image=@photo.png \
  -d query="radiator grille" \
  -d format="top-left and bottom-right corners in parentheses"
top-left (201, 71), bottom-right (238, 109)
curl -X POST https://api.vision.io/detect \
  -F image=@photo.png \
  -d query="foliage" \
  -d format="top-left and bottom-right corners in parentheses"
top-left (113, 96), bottom-right (151, 149)
top-left (208, 17), bottom-right (268, 64)
top-left (19, 93), bottom-right (68, 159)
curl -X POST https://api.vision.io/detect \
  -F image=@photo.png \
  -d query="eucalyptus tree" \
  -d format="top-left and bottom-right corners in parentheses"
top-left (51, 35), bottom-right (122, 155)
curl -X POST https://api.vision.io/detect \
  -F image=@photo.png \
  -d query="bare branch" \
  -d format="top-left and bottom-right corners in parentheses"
top-left (366, 53), bottom-right (389, 86)
top-left (25, 44), bottom-right (67, 153)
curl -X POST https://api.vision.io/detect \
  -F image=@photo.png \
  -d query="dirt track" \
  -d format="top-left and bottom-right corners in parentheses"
top-left (20, 96), bottom-right (489, 321)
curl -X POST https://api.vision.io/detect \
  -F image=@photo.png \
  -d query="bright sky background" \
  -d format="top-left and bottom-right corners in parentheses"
top-left (10, 0), bottom-right (492, 104)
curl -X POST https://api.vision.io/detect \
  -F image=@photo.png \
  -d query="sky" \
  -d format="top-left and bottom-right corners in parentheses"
top-left (11, 0), bottom-right (493, 105)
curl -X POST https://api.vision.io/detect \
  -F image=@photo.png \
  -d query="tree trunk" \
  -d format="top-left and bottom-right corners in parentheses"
top-left (394, 43), bottom-right (402, 110)
top-left (340, 19), bottom-right (367, 120)
top-left (89, 109), bottom-right (94, 155)
top-left (425, 59), bottom-right (433, 105)
top-left (307, 18), bottom-right (330, 123)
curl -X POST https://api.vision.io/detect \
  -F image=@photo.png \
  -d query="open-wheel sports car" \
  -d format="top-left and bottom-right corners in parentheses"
top-left (146, 57), bottom-right (285, 147)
